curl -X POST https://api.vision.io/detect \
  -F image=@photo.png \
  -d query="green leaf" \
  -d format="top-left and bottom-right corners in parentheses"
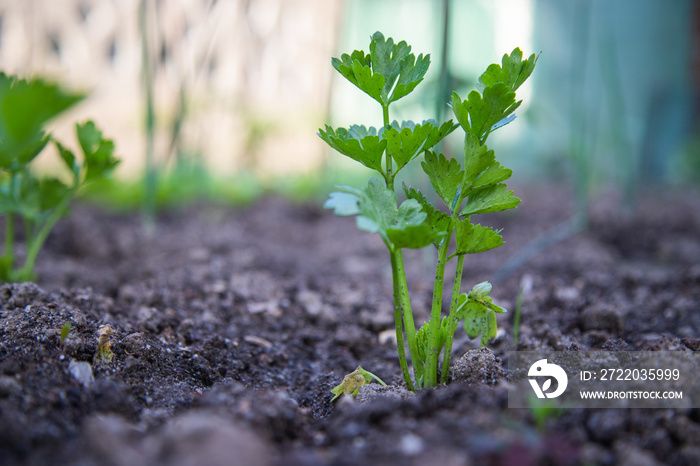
top-left (387, 196), bottom-right (444, 249)
top-left (403, 184), bottom-right (451, 248)
top-left (54, 141), bottom-right (79, 181)
top-left (460, 183), bottom-right (520, 216)
top-left (324, 191), bottom-right (361, 216)
top-left (76, 121), bottom-right (119, 181)
top-left (354, 177), bottom-right (399, 236)
top-left (415, 319), bottom-right (448, 368)
top-left (384, 120), bottom-right (434, 171)
top-left (421, 151), bottom-right (464, 213)
top-left (332, 32), bottom-right (430, 106)
top-left (318, 125), bottom-right (386, 173)
top-left (479, 48), bottom-right (538, 91)
top-left (464, 134), bottom-right (512, 191)
top-left (38, 177), bottom-right (70, 212)
top-left (451, 92), bottom-right (471, 135)
top-left (462, 300), bottom-right (499, 348)
top-left (483, 309), bottom-right (497, 347)
top-left (466, 85), bottom-right (519, 142)
top-left (387, 221), bottom-right (441, 249)
top-left (370, 32), bottom-right (411, 101)
top-left (0, 73), bottom-right (83, 169)
top-left (369, 31), bottom-right (429, 104)
top-left (424, 119), bottom-right (459, 149)
top-left (326, 178), bottom-right (440, 250)
top-left (463, 301), bottom-right (486, 339)
top-left (332, 50), bottom-right (384, 103)
top-left (454, 220), bottom-right (504, 255)
top-left (390, 52), bottom-right (431, 103)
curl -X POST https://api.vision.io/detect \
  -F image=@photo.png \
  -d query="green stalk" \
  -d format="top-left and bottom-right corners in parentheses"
top-left (3, 213), bottom-right (14, 266)
top-left (391, 250), bottom-right (415, 391)
top-left (382, 100), bottom-right (417, 388)
top-left (440, 252), bottom-right (464, 383)
top-left (382, 103), bottom-right (393, 189)
top-left (424, 225), bottom-right (453, 387)
top-left (391, 248), bottom-right (420, 386)
top-left (16, 192), bottom-right (74, 282)
top-left (1, 171), bottom-right (20, 280)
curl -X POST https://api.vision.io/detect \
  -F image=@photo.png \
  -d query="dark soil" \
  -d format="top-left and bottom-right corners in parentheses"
top-left (1, 185), bottom-right (700, 466)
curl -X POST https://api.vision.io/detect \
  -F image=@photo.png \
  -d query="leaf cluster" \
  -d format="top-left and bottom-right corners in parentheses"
top-left (332, 32), bottom-right (431, 106)
top-left (319, 119), bottom-right (457, 187)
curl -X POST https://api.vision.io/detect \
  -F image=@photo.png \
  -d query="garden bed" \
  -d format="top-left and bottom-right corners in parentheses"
top-left (1, 185), bottom-right (700, 466)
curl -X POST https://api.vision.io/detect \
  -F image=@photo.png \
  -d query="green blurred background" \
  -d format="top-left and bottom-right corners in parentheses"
top-left (1, 0), bottom-right (698, 207)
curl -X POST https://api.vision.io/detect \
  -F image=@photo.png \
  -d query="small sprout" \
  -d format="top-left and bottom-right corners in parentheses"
top-left (331, 366), bottom-right (387, 401)
top-left (469, 281), bottom-right (493, 299)
top-left (59, 322), bottom-right (72, 343)
top-left (95, 324), bottom-right (114, 364)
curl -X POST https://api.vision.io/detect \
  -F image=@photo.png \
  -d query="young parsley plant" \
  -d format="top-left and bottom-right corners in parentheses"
top-left (0, 73), bottom-right (120, 283)
top-left (322, 32), bottom-right (536, 390)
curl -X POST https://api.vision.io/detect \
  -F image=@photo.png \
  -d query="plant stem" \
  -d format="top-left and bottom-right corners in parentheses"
top-left (382, 104), bottom-right (393, 189)
top-left (3, 212), bottom-right (14, 265)
top-left (382, 99), bottom-right (415, 389)
top-left (17, 193), bottom-right (73, 281)
top-left (440, 253), bottom-right (464, 383)
top-left (512, 287), bottom-right (524, 345)
top-left (391, 251), bottom-right (415, 391)
top-left (1, 171), bottom-right (19, 280)
top-left (391, 248), bottom-right (420, 387)
top-left (424, 225), bottom-right (453, 387)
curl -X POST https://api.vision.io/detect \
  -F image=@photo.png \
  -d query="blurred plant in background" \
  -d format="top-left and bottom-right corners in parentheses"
top-left (0, 74), bottom-right (119, 282)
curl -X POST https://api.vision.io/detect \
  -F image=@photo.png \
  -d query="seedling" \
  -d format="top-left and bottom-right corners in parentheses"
top-left (59, 322), bottom-right (72, 347)
top-left (95, 324), bottom-right (114, 364)
top-left (0, 73), bottom-right (120, 283)
top-left (322, 32), bottom-right (536, 390)
top-left (331, 366), bottom-right (387, 401)
top-left (512, 286), bottom-right (524, 345)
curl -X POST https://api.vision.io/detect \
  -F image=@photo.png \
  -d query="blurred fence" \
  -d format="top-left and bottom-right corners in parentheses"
top-left (0, 0), bottom-right (342, 178)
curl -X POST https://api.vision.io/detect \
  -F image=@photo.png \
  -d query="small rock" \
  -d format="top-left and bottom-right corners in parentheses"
top-left (297, 290), bottom-right (323, 316)
top-left (581, 304), bottom-right (624, 332)
top-left (378, 329), bottom-right (397, 345)
top-left (554, 285), bottom-right (580, 302)
top-left (137, 306), bottom-right (161, 332)
top-left (246, 300), bottom-right (281, 317)
top-left (244, 335), bottom-right (273, 349)
top-left (399, 432), bottom-right (424, 456)
top-left (359, 302), bottom-right (394, 329)
top-left (69, 360), bottom-right (95, 387)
